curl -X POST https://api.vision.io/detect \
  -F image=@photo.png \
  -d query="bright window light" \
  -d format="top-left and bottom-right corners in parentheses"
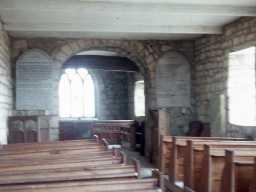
top-left (134, 80), bottom-right (145, 117)
top-left (59, 68), bottom-right (95, 118)
top-left (228, 47), bottom-right (256, 126)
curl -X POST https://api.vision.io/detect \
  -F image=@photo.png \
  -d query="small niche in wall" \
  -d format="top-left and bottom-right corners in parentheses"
top-left (16, 49), bottom-right (54, 113)
top-left (156, 51), bottom-right (191, 108)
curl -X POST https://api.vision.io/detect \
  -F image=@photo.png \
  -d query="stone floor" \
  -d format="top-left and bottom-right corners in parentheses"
top-left (123, 149), bottom-right (155, 178)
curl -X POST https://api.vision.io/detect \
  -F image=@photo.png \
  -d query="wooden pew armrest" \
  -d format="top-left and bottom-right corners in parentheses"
top-left (93, 134), bottom-right (100, 143)
top-left (131, 157), bottom-right (141, 178)
top-left (101, 138), bottom-right (121, 150)
top-left (119, 150), bottom-right (128, 164)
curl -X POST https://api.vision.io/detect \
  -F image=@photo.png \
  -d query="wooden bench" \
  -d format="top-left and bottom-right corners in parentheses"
top-left (0, 178), bottom-right (159, 192)
top-left (183, 142), bottom-right (256, 192)
top-left (160, 136), bottom-right (244, 174)
top-left (0, 141), bottom-right (122, 168)
top-left (1, 138), bottom-right (98, 150)
top-left (0, 137), bottom-right (161, 192)
top-left (0, 164), bottom-right (139, 185)
top-left (221, 150), bottom-right (256, 192)
top-left (165, 137), bottom-right (247, 182)
top-left (181, 143), bottom-right (256, 192)
top-left (160, 136), bottom-right (256, 192)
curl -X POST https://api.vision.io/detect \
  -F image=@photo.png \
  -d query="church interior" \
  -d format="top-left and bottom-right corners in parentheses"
top-left (0, 0), bottom-right (256, 191)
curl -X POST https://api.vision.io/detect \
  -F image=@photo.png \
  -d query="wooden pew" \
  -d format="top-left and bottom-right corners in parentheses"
top-left (0, 143), bottom-right (122, 169)
top-left (1, 138), bottom-right (98, 150)
top-left (0, 140), bottom-right (136, 185)
top-left (0, 164), bottom-right (139, 185)
top-left (189, 145), bottom-right (256, 192)
top-left (0, 146), bottom-right (108, 159)
top-left (0, 178), bottom-right (159, 192)
top-left (222, 150), bottom-right (256, 192)
top-left (160, 136), bottom-right (244, 174)
top-left (0, 135), bottom-right (119, 163)
top-left (168, 137), bottom-right (248, 184)
top-left (161, 137), bottom-right (255, 192)
top-left (0, 137), bottom-right (161, 192)
top-left (183, 141), bottom-right (256, 191)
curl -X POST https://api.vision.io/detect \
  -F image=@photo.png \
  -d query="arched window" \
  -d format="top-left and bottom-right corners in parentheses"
top-left (59, 68), bottom-right (95, 118)
top-left (134, 80), bottom-right (145, 117)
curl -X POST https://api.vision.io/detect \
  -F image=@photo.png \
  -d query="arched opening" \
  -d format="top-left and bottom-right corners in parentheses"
top-left (58, 49), bottom-right (146, 140)
top-left (52, 42), bottom-right (151, 156)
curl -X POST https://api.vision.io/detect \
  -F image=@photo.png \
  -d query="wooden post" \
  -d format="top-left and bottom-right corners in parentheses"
top-left (159, 135), bottom-right (165, 171)
top-left (169, 136), bottom-right (177, 184)
top-left (184, 140), bottom-right (194, 189)
top-left (224, 150), bottom-right (235, 192)
top-left (252, 157), bottom-right (256, 192)
top-left (202, 145), bottom-right (211, 192)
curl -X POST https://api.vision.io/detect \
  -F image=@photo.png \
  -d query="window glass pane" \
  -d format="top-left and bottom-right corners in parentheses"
top-left (77, 68), bottom-right (88, 79)
top-left (84, 75), bottom-right (95, 117)
top-left (59, 74), bottom-right (71, 117)
top-left (228, 47), bottom-right (256, 126)
top-left (70, 73), bottom-right (84, 117)
top-left (135, 80), bottom-right (145, 116)
top-left (65, 68), bottom-right (76, 79)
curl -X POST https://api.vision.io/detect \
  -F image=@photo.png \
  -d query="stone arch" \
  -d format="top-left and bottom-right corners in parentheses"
top-left (51, 40), bottom-right (152, 77)
top-left (50, 40), bottom-right (157, 112)
top-left (51, 40), bottom-right (160, 156)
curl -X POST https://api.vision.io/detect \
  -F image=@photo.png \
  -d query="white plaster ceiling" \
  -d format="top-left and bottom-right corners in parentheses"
top-left (0, 0), bottom-right (255, 40)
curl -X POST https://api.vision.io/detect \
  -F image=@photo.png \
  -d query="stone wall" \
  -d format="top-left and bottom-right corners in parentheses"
top-left (0, 28), bottom-right (13, 144)
top-left (11, 38), bottom-right (194, 156)
top-left (11, 38), bottom-right (194, 112)
top-left (194, 17), bottom-right (256, 137)
top-left (92, 70), bottom-right (130, 120)
top-left (15, 50), bottom-right (134, 120)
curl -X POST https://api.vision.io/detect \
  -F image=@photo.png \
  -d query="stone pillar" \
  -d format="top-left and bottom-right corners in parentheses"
top-left (209, 94), bottom-right (226, 136)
